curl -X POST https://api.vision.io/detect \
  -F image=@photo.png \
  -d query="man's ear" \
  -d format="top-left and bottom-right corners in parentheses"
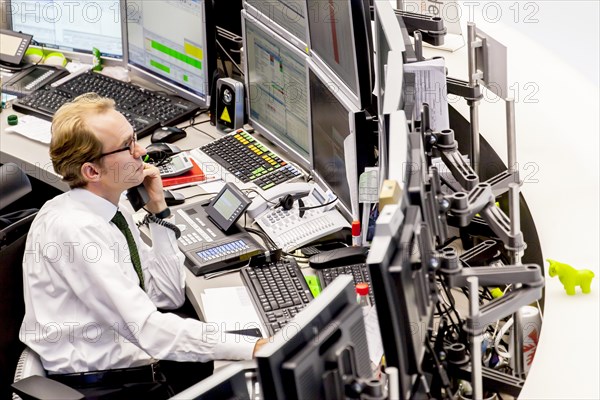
top-left (81, 161), bottom-right (102, 183)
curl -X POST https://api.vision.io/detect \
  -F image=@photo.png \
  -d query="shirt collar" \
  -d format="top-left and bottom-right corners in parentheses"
top-left (69, 188), bottom-right (119, 223)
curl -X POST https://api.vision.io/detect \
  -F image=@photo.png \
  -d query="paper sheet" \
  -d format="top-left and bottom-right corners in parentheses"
top-left (403, 58), bottom-right (450, 132)
top-left (364, 306), bottom-right (384, 366)
top-left (201, 286), bottom-right (267, 337)
top-left (359, 167), bottom-right (380, 204)
top-left (5, 115), bottom-right (52, 144)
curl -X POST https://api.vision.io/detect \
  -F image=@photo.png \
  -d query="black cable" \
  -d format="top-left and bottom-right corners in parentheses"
top-left (436, 298), bottom-right (462, 337)
top-left (191, 124), bottom-right (219, 140)
top-left (245, 226), bottom-right (277, 251)
top-left (216, 39), bottom-right (244, 76)
top-left (297, 196), bottom-right (339, 211)
top-left (424, 333), bottom-right (454, 399)
top-left (440, 283), bottom-right (464, 335)
top-left (179, 110), bottom-right (210, 129)
top-left (136, 213), bottom-right (181, 239)
top-left (183, 192), bottom-right (218, 201)
top-left (243, 188), bottom-right (279, 206)
top-left (183, 119), bottom-right (211, 129)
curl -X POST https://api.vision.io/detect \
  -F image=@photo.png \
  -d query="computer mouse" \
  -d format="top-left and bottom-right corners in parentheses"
top-left (308, 247), bottom-right (368, 270)
top-left (164, 189), bottom-right (186, 206)
top-left (145, 143), bottom-right (182, 161)
top-left (151, 126), bottom-right (187, 143)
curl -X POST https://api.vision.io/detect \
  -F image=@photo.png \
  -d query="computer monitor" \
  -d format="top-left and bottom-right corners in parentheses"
top-left (256, 275), bottom-right (371, 400)
top-left (367, 204), bottom-right (436, 399)
top-left (379, 51), bottom-right (405, 181)
top-left (309, 61), bottom-right (360, 219)
top-left (242, 11), bottom-right (311, 168)
top-left (374, 0), bottom-right (405, 116)
top-left (306, 0), bottom-right (373, 110)
top-left (124, 0), bottom-right (216, 107)
top-left (244, 0), bottom-right (309, 51)
top-left (170, 362), bottom-right (253, 400)
top-left (374, 1), bottom-right (405, 182)
top-left (406, 131), bottom-right (428, 208)
top-left (387, 109), bottom-right (409, 186)
top-left (8, 0), bottom-right (123, 58)
top-left (308, 59), bottom-right (371, 220)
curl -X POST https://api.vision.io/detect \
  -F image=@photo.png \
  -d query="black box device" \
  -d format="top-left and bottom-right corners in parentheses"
top-left (206, 183), bottom-right (252, 232)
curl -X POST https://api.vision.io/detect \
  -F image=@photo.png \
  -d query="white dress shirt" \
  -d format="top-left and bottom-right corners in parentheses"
top-left (20, 188), bottom-right (256, 373)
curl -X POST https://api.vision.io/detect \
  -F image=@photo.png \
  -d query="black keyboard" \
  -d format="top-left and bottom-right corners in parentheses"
top-left (317, 263), bottom-right (375, 306)
top-left (241, 258), bottom-right (313, 335)
top-left (200, 130), bottom-right (301, 190)
top-left (12, 71), bottom-right (200, 138)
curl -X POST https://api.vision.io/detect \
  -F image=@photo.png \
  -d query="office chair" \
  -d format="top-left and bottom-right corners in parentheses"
top-left (0, 163), bottom-right (84, 400)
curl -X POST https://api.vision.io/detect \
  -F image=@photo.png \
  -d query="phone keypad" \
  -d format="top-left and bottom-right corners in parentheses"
top-left (25, 70), bottom-right (55, 90)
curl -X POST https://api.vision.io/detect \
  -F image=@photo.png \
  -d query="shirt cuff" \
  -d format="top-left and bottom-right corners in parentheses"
top-left (212, 333), bottom-right (258, 361)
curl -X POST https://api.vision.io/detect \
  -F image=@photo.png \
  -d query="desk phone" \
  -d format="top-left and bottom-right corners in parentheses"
top-left (174, 203), bottom-right (263, 276)
top-left (2, 65), bottom-right (69, 96)
top-left (251, 184), bottom-right (350, 252)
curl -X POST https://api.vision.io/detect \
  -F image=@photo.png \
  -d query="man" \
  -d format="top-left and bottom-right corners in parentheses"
top-left (20, 93), bottom-right (266, 398)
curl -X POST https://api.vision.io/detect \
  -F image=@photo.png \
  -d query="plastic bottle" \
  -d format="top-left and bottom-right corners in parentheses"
top-left (351, 220), bottom-right (362, 246)
top-left (355, 282), bottom-right (371, 308)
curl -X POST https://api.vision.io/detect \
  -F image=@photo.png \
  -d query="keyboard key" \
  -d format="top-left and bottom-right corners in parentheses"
top-left (199, 130), bottom-right (301, 190)
top-left (13, 71), bottom-right (199, 138)
top-left (317, 263), bottom-right (375, 306)
top-left (241, 258), bottom-right (314, 336)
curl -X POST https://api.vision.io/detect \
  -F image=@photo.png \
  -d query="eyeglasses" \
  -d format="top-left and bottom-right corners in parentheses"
top-left (98, 134), bottom-right (137, 158)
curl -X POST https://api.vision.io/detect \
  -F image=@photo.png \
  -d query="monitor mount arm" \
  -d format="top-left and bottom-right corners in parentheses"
top-left (445, 182), bottom-right (525, 263)
top-left (421, 103), bottom-right (519, 197)
top-left (437, 247), bottom-right (544, 398)
top-left (394, 9), bottom-right (447, 47)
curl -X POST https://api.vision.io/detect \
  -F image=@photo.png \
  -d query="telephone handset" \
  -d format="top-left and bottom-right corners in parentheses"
top-left (126, 185), bottom-right (150, 212)
top-left (246, 182), bottom-right (331, 219)
top-left (249, 183), bottom-right (350, 252)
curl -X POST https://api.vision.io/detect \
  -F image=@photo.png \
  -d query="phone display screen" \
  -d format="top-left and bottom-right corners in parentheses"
top-left (205, 183), bottom-right (252, 232)
top-left (213, 189), bottom-right (243, 220)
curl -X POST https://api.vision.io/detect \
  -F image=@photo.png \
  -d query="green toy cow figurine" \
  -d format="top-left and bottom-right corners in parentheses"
top-left (547, 259), bottom-right (595, 295)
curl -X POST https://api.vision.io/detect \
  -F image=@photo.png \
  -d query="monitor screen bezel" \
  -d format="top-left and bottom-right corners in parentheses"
top-left (242, 10), bottom-right (313, 171)
top-left (256, 275), bottom-right (356, 400)
top-left (374, 0), bottom-right (405, 116)
top-left (378, 51), bottom-right (405, 181)
top-left (121, 0), bottom-right (216, 108)
top-left (6, 0), bottom-right (124, 60)
top-left (308, 59), bottom-right (365, 221)
top-left (243, 0), bottom-right (310, 53)
top-left (306, 0), bottom-right (373, 110)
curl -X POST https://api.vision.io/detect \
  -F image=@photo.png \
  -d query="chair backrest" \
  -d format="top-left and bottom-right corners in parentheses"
top-left (12, 347), bottom-right (47, 400)
top-left (0, 163), bottom-right (32, 211)
top-left (0, 164), bottom-right (37, 400)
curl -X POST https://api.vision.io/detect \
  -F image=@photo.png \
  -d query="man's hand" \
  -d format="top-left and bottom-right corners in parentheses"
top-left (141, 163), bottom-right (168, 214)
top-left (253, 338), bottom-right (269, 357)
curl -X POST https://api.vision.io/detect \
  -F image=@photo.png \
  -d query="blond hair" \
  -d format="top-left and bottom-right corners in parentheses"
top-left (50, 93), bottom-right (116, 188)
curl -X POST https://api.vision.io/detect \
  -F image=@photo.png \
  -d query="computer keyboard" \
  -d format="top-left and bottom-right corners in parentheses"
top-left (12, 71), bottom-right (200, 138)
top-left (197, 130), bottom-right (302, 190)
top-left (241, 257), bottom-right (313, 335)
top-left (317, 263), bottom-right (375, 306)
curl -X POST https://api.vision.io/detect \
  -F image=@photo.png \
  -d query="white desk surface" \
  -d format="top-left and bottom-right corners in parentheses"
top-left (420, 2), bottom-right (599, 398)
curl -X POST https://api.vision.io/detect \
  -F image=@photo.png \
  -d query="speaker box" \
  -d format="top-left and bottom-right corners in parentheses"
top-left (216, 77), bottom-right (244, 133)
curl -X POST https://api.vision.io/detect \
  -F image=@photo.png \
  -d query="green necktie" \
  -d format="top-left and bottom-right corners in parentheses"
top-left (111, 211), bottom-right (145, 291)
